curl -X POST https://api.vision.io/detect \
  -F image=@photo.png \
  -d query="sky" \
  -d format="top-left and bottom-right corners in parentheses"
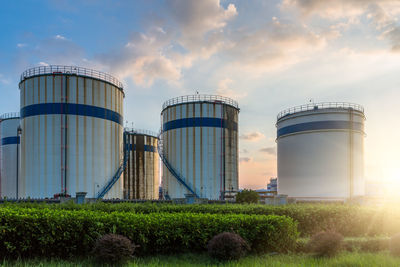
top-left (0, 0), bottom-right (399, 191)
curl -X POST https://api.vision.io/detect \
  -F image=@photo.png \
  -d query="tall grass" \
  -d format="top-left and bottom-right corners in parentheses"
top-left (1, 252), bottom-right (400, 267)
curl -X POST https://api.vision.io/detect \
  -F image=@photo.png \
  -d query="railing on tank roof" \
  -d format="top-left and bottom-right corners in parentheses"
top-left (20, 65), bottom-right (123, 89)
top-left (277, 102), bottom-right (364, 120)
top-left (0, 112), bottom-right (20, 120)
top-left (124, 128), bottom-right (158, 138)
top-left (162, 94), bottom-right (239, 110)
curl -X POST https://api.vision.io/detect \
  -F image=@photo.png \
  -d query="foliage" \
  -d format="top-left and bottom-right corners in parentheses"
top-left (236, 189), bottom-right (260, 204)
top-left (4, 252), bottom-right (400, 267)
top-left (307, 231), bottom-right (343, 257)
top-left (343, 237), bottom-right (389, 252)
top-left (92, 234), bottom-right (134, 265)
top-left (390, 233), bottom-right (400, 256)
top-left (4, 202), bottom-right (400, 237)
top-left (207, 232), bottom-right (249, 261)
top-left (0, 206), bottom-right (298, 259)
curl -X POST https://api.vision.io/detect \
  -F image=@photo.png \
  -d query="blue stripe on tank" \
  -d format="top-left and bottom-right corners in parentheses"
top-left (126, 144), bottom-right (156, 152)
top-left (20, 103), bottom-right (123, 125)
top-left (163, 117), bottom-right (238, 131)
top-left (1, 136), bottom-right (20, 145)
top-left (277, 120), bottom-right (364, 138)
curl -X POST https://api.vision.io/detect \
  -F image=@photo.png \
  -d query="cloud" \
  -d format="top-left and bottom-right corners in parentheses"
top-left (97, 27), bottom-right (181, 87)
top-left (240, 131), bottom-right (265, 141)
top-left (367, 4), bottom-right (400, 52)
top-left (38, 62), bottom-right (49, 66)
top-left (17, 43), bottom-right (27, 48)
top-left (282, 0), bottom-right (400, 51)
top-left (166, 0), bottom-right (237, 55)
top-left (216, 78), bottom-right (247, 99)
top-left (222, 17), bottom-right (326, 74)
top-left (239, 157), bottom-right (251, 163)
top-left (259, 147), bottom-right (276, 155)
top-left (16, 35), bottom-right (88, 70)
top-left (96, 0), bottom-right (237, 87)
top-left (281, 0), bottom-right (395, 19)
top-left (167, 0), bottom-right (237, 37)
top-left (54, 34), bottom-right (67, 40)
top-left (0, 74), bottom-right (11, 85)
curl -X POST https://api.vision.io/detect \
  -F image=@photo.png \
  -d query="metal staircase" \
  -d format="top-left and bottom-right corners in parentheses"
top-left (157, 131), bottom-right (199, 198)
top-left (96, 132), bottom-right (130, 199)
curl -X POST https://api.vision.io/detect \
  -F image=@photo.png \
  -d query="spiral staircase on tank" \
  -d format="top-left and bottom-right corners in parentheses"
top-left (157, 131), bottom-right (199, 199)
top-left (96, 132), bottom-right (130, 199)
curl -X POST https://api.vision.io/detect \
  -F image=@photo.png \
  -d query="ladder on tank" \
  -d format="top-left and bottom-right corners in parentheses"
top-left (96, 132), bottom-right (130, 199)
top-left (157, 131), bottom-right (199, 198)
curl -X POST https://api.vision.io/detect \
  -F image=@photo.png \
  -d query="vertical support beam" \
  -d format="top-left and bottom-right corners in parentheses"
top-left (349, 108), bottom-right (354, 200)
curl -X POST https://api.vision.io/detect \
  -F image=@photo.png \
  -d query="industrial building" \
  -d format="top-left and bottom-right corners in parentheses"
top-left (123, 128), bottom-right (159, 199)
top-left (276, 102), bottom-right (365, 201)
top-left (159, 95), bottom-right (239, 200)
top-left (0, 112), bottom-right (20, 198)
top-left (18, 65), bottom-right (125, 199)
top-left (1, 64), bottom-right (368, 204)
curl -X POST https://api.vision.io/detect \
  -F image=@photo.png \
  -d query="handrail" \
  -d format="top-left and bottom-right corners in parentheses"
top-left (124, 128), bottom-right (158, 138)
top-left (157, 130), bottom-right (199, 198)
top-left (20, 65), bottom-right (123, 90)
top-left (96, 132), bottom-right (130, 199)
top-left (162, 94), bottom-right (239, 110)
top-left (0, 112), bottom-right (20, 120)
top-left (277, 102), bottom-right (364, 120)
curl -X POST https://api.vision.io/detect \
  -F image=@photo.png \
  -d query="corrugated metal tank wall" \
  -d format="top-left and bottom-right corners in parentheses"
top-left (19, 66), bottom-right (124, 199)
top-left (0, 113), bottom-right (20, 198)
top-left (123, 130), bottom-right (159, 199)
top-left (276, 103), bottom-right (365, 201)
top-left (161, 95), bottom-right (239, 200)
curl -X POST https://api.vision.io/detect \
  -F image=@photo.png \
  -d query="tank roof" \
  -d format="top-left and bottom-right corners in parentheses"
top-left (0, 112), bottom-right (20, 120)
top-left (124, 128), bottom-right (158, 138)
top-left (20, 65), bottom-right (123, 90)
top-left (162, 94), bottom-right (239, 111)
top-left (277, 102), bottom-right (364, 121)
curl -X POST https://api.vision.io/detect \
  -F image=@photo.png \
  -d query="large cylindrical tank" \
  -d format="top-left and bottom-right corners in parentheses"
top-left (19, 65), bottom-right (124, 199)
top-left (276, 102), bottom-right (365, 201)
top-left (0, 113), bottom-right (20, 198)
top-left (160, 95), bottom-right (239, 200)
top-left (123, 129), bottom-right (159, 199)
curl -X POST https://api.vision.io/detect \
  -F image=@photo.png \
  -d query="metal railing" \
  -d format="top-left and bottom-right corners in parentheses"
top-left (162, 94), bottom-right (239, 110)
top-left (20, 65), bottom-right (123, 89)
top-left (124, 128), bottom-right (158, 138)
top-left (157, 131), bottom-right (199, 198)
top-left (96, 132), bottom-right (130, 199)
top-left (277, 102), bottom-right (364, 120)
top-left (0, 112), bottom-right (20, 120)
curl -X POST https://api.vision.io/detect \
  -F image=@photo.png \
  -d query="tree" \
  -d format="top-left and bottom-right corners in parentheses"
top-left (236, 189), bottom-right (260, 204)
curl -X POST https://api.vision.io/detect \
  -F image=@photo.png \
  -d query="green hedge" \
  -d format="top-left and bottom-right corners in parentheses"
top-left (0, 207), bottom-right (298, 259)
top-left (5, 202), bottom-right (399, 237)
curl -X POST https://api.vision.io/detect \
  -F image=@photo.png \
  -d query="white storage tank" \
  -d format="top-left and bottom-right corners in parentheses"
top-left (0, 113), bottom-right (20, 199)
top-left (276, 102), bottom-right (366, 201)
top-left (160, 95), bottom-right (239, 200)
top-left (19, 65), bottom-right (124, 199)
top-left (123, 129), bottom-right (159, 199)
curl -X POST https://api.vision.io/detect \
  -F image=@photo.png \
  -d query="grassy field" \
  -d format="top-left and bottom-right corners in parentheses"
top-left (2, 252), bottom-right (400, 267)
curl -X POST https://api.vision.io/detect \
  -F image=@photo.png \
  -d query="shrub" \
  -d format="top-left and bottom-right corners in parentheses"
top-left (7, 202), bottom-right (398, 237)
top-left (390, 233), bottom-right (400, 256)
top-left (236, 189), bottom-right (260, 204)
top-left (92, 234), bottom-right (134, 265)
top-left (308, 231), bottom-right (343, 257)
top-left (295, 239), bottom-right (308, 253)
top-left (0, 207), bottom-right (298, 258)
top-left (207, 232), bottom-right (249, 261)
top-left (343, 237), bottom-right (389, 252)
